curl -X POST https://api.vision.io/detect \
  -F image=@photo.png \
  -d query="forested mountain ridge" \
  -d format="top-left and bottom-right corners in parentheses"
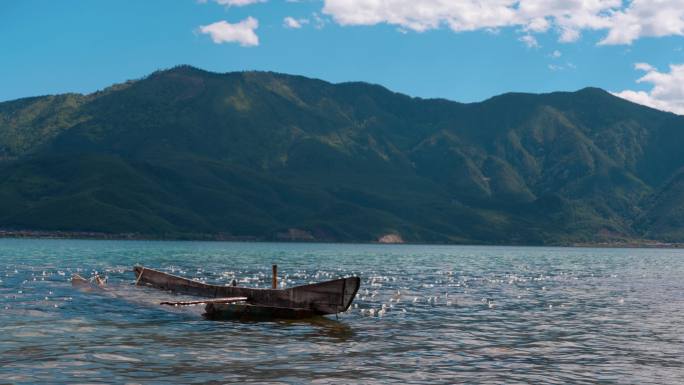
top-left (1, 65), bottom-right (683, 244)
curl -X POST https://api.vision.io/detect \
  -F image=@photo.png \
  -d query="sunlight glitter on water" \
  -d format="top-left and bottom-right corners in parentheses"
top-left (1, 240), bottom-right (684, 384)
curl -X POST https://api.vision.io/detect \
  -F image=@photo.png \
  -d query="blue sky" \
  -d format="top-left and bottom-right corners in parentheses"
top-left (2, 0), bottom-right (684, 113)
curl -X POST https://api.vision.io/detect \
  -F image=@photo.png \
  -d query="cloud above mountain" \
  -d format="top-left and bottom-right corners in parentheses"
top-left (196, 0), bottom-right (684, 51)
top-left (199, 17), bottom-right (260, 46)
top-left (321, 0), bottom-right (684, 45)
top-left (614, 63), bottom-right (684, 115)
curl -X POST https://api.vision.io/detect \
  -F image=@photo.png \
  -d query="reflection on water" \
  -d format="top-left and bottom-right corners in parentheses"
top-left (1, 239), bottom-right (684, 384)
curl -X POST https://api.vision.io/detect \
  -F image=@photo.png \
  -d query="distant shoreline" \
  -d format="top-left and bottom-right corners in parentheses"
top-left (0, 229), bottom-right (682, 249)
top-left (0, 230), bottom-right (258, 242)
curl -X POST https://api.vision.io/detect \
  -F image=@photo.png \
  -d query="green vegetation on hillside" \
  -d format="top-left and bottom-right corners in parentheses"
top-left (1, 65), bottom-right (683, 244)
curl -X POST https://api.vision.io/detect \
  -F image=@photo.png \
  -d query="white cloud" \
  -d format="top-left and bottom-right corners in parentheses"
top-left (283, 16), bottom-right (309, 29)
top-left (213, 0), bottom-right (266, 6)
top-left (613, 63), bottom-right (684, 115)
top-left (525, 17), bottom-right (550, 33)
top-left (635, 62), bottom-right (656, 72)
top-left (199, 17), bottom-right (260, 47)
top-left (322, 0), bottom-right (518, 32)
top-left (321, 0), bottom-right (684, 45)
top-left (551, 49), bottom-right (562, 58)
top-left (519, 34), bottom-right (539, 48)
top-left (599, 0), bottom-right (684, 45)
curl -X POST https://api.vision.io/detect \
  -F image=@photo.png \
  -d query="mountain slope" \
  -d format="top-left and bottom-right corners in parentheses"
top-left (1, 65), bottom-right (683, 244)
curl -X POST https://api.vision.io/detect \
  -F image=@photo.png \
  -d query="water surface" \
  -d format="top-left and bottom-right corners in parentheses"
top-left (1, 239), bottom-right (683, 384)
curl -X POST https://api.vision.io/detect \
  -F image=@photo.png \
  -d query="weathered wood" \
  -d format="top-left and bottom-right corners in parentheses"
top-left (272, 264), bottom-right (277, 289)
top-left (133, 266), bottom-right (360, 316)
top-left (71, 273), bottom-right (89, 286)
top-left (160, 297), bottom-right (247, 306)
top-left (71, 273), bottom-right (106, 289)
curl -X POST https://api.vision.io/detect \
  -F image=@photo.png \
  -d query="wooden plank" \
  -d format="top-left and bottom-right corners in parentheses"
top-left (272, 264), bottom-right (277, 289)
top-left (160, 297), bottom-right (247, 306)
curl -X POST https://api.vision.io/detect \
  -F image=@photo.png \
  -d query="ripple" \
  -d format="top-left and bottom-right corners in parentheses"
top-left (1, 240), bottom-right (684, 384)
top-left (92, 353), bottom-right (142, 363)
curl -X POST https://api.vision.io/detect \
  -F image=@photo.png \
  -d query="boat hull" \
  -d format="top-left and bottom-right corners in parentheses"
top-left (133, 266), bottom-right (360, 316)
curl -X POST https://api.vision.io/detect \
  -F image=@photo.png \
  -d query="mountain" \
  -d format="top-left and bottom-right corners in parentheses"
top-left (1, 65), bottom-right (683, 244)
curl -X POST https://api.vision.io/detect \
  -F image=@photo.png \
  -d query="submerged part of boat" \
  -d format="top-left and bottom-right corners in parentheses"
top-left (132, 266), bottom-right (360, 319)
top-left (71, 273), bottom-right (106, 290)
top-left (204, 303), bottom-right (319, 321)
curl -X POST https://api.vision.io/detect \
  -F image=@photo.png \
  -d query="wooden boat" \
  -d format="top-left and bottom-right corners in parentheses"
top-left (133, 266), bottom-right (360, 320)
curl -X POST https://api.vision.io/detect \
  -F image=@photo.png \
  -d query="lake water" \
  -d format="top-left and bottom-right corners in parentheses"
top-left (1, 239), bottom-right (684, 384)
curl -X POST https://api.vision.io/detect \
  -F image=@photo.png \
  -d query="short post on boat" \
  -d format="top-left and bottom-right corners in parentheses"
top-left (272, 264), bottom-right (277, 289)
